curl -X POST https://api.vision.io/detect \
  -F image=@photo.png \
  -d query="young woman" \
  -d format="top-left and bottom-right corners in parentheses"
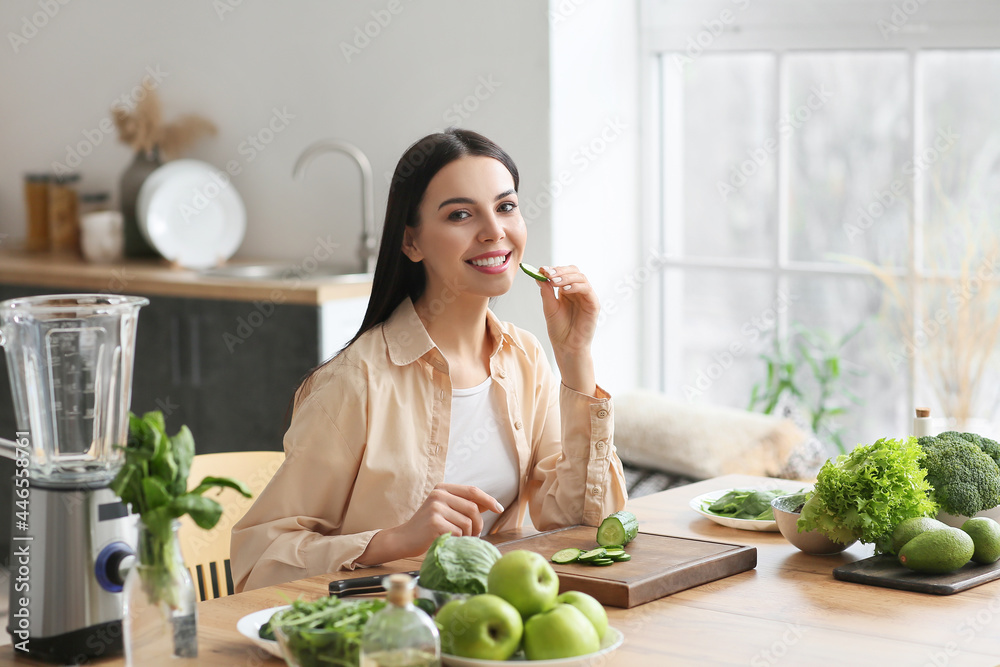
top-left (231, 129), bottom-right (627, 592)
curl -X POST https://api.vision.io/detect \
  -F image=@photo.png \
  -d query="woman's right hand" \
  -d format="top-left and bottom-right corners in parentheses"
top-left (357, 484), bottom-right (503, 565)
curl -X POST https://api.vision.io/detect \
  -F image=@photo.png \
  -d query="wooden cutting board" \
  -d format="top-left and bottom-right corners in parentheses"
top-left (834, 554), bottom-right (1000, 594)
top-left (496, 525), bottom-right (756, 608)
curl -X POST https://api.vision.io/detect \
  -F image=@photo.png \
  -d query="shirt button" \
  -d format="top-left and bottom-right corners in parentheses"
top-left (439, 390), bottom-right (445, 399)
top-left (597, 409), bottom-right (609, 419)
top-left (590, 486), bottom-right (601, 496)
top-left (596, 441), bottom-right (606, 450)
top-left (498, 368), bottom-right (507, 378)
top-left (514, 420), bottom-right (523, 430)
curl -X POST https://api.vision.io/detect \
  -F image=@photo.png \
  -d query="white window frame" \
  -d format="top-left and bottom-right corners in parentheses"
top-left (639, 0), bottom-right (1000, 422)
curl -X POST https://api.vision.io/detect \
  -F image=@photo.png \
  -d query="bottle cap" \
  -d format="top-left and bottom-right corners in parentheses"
top-left (915, 407), bottom-right (931, 418)
top-left (384, 573), bottom-right (416, 606)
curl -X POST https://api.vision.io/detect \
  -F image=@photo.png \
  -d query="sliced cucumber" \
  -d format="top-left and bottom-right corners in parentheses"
top-left (589, 558), bottom-right (615, 566)
top-left (603, 548), bottom-right (625, 556)
top-left (597, 510), bottom-right (639, 547)
top-left (578, 548), bottom-right (607, 562)
top-left (609, 552), bottom-right (631, 562)
top-left (551, 548), bottom-right (583, 564)
top-left (519, 262), bottom-right (548, 281)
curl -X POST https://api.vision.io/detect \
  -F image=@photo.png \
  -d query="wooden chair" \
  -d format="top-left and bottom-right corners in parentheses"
top-left (177, 451), bottom-right (285, 601)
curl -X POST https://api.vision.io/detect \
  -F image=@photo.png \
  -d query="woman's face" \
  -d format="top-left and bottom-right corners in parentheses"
top-left (403, 155), bottom-right (526, 301)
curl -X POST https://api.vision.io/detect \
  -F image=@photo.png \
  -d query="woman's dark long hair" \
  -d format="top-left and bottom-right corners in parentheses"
top-left (294, 128), bottom-right (519, 398)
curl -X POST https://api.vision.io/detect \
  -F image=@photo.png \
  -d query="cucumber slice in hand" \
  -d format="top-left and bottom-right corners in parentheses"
top-left (519, 262), bottom-right (548, 281)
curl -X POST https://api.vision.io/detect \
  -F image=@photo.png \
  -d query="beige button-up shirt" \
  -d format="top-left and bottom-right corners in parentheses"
top-left (231, 297), bottom-right (627, 592)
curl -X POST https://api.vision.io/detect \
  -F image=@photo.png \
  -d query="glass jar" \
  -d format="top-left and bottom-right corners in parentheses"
top-left (361, 574), bottom-right (440, 667)
top-left (48, 172), bottom-right (80, 253)
top-left (23, 173), bottom-right (51, 252)
top-left (122, 519), bottom-right (198, 665)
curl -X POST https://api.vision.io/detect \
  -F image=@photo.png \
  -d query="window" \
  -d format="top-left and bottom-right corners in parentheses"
top-left (641, 0), bottom-right (1000, 448)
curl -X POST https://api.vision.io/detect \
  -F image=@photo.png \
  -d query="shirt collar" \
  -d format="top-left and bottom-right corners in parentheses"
top-left (383, 297), bottom-right (528, 367)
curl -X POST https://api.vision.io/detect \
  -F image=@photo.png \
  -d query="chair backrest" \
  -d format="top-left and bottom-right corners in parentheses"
top-left (177, 451), bottom-right (284, 601)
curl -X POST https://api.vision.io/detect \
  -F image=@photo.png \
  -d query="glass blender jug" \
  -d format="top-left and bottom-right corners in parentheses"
top-left (0, 293), bottom-right (148, 485)
top-left (0, 294), bottom-right (148, 662)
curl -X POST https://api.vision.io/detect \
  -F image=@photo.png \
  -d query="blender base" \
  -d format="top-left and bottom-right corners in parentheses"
top-left (10, 619), bottom-right (123, 664)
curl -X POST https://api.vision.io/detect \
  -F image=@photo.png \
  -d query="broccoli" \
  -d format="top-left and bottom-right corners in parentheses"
top-left (918, 432), bottom-right (1000, 518)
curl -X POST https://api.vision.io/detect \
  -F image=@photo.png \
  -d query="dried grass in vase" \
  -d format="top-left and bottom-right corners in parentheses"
top-left (841, 181), bottom-right (1000, 429)
top-left (112, 88), bottom-right (216, 159)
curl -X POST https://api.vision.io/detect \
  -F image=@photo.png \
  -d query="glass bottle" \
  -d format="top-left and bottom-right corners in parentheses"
top-left (122, 519), bottom-right (198, 665)
top-left (119, 146), bottom-right (161, 257)
top-left (361, 574), bottom-right (441, 667)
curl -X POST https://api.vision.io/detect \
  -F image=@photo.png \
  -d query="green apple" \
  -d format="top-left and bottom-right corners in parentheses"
top-left (523, 603), bottom-right (600, 660)
top-left (435, 599), bottom-right (464, 654)
top-left (442, 594), bottom-right (523, 660)
top-left (556, 590), bottom-right (608, 640)
top-left (486, 550), bottom-right (560, 619)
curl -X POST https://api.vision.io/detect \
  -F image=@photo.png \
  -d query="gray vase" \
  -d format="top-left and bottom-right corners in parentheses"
top-left (119, 147), bottom-right (162, 258)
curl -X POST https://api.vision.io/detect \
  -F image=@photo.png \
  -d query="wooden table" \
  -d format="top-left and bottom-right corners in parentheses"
top-left (6, 474), bottom-right (1000, 666)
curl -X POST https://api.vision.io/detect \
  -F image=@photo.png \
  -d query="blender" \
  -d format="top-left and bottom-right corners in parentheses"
top-left (0, 294), bottom-right (147, 663)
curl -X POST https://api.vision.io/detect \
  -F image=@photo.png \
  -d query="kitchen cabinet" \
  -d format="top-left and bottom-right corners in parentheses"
top-left (0, 274), bottom-right (368, 566)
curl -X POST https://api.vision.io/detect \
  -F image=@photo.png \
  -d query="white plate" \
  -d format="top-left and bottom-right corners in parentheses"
top-left (236, 604), bottom-right (289, 659)
top-left (442, 626), bottom-right (624, 667)
top-left (138, 159), bottom-right (246, 269)
top-left (690, 484), bottom-right (810, 532)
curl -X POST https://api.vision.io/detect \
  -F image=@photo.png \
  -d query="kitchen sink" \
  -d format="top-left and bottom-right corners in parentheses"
top-left (198, 263), bottom-right (372, 284)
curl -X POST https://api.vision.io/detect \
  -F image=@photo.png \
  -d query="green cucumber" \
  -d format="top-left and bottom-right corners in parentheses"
top-left (589, 558), bottom-right (615, 566)
top-left (551, 548), bottom-right (583, 564)
top-left (578, 548), bottom-right (607, 562)
top-left (519, 262), bottom-right (548, 281)
top-left (597, 510), bottom-right (639, 547)
top-left (609, 552), bottom-right (631, 562)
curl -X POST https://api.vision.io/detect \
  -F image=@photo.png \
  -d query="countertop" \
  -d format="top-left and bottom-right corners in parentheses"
top-left (0, 251), bottom-right (372, 306)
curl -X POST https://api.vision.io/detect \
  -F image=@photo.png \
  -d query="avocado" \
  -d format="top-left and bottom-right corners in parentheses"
top-left (898, 527), bottom-right (974, 574)
top-left (961, 517), bottom-right (1000, 564)
top-left (891, 517), bottom-right (948, 554)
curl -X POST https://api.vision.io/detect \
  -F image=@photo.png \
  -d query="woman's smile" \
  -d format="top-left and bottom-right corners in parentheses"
top-left (466, 249), bottom-right (513, 274)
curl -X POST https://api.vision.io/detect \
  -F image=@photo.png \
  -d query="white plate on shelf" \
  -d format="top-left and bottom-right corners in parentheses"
top-left (689, 484), bottom-right (810, 532)
top-left (137, 159), bottom-right (246, 269)
top-left (441, 626), bottom-right (624, 666)
top-left (236, 604), bottom-right (289, 659)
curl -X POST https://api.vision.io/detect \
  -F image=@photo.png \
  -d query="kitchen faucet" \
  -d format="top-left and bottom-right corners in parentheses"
top-left (293, 139), bottom-right (378, 274)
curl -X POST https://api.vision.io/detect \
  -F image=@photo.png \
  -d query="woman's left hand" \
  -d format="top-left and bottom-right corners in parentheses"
top-left (536, 265), bottom-right (599, 394)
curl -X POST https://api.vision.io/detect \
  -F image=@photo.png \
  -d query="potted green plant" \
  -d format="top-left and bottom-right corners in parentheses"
top-left (111, 411), bottom-right (251, 664)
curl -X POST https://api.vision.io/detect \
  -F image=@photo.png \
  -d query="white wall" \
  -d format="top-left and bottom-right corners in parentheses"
top-left (0, 0), bottom-right (551, 338)
top-left (0, 0), bottom-right (643, 386)
top-left (549, 0), bottom-right (642, 392)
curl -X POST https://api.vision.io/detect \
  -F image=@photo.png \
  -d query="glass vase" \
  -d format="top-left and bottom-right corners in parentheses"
top-left (119, 146), bottom-right (162, 257)
top-left (122, 519), bottom-right (198, 665)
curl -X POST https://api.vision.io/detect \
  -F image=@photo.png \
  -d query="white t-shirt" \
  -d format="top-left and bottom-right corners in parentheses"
top-left (443, 376), bottom-right (519, 535)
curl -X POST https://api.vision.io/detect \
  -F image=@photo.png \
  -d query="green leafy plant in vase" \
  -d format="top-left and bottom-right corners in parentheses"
top-left (112, 411), bottom-right (251, 663)
top-left (748, 321), bottom-right (866, 455)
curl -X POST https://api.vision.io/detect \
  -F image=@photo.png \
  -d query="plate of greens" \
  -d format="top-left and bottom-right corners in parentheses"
top-left (236, 605), bottom-right (288, 658)
top-left (690, 486), bottom-right (808, 532)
